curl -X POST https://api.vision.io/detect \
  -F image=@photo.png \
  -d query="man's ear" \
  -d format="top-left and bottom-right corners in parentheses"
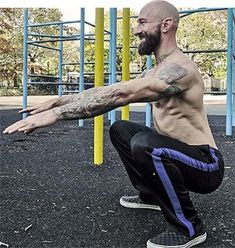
top-left (161, 18), bottom-right (173, 33)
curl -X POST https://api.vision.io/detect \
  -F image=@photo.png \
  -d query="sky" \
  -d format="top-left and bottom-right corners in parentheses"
top-left (1, 0), bottom-right (235, 8)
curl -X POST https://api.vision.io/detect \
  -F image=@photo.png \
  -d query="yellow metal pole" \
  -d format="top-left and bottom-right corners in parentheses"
top-left (94, 8), bottom-right (104, 165)
top-left (121, 8), bottom-right (130, 120)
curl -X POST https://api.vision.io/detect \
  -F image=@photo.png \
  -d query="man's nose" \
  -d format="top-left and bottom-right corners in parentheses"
top-left (133, 25), bottom-right (142, 36)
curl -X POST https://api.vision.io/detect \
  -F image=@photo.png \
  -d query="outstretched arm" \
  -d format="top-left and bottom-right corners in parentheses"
top-left (18, 92), bottom-right (86, 115)
top-left (3, 82), bottom-right (127, 134)
top-left (3, 63), bottom-right (193, 134)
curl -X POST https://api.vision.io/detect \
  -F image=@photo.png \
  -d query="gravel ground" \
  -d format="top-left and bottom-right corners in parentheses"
top-left (0, 109), bottom-right (234, 248)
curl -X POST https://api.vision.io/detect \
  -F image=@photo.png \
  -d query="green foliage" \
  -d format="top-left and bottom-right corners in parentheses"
top-left (84, 9), bottom-right (227, 82)
top-left (177, 11), bottom-right (227, 79)
top-left (0, 8), bottom-right (65, 90)
top-left (0, 8), bottom-right (228, 95)
top-left (0, 9), bottom-right (23, 87)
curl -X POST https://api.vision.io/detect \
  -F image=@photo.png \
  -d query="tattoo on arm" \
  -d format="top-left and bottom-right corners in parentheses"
top-left (155, 85), bottom-right (182, 100)
top-left (155, 63), bottom-right (188, 84)
top-left (56, 93), bottom-right (85, 106)
top-left (153, 63), bottom-right (188, 100)
top-left (54, 86), bottom-right (123, 120)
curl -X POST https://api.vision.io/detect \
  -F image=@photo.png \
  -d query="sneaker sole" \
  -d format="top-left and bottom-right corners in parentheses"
top-left (147, 232), bottom-right (207, 248)
top-left (120, 198), bottom-right (161, 211)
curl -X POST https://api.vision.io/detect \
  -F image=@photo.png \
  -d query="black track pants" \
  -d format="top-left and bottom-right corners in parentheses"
top-left (109, 120), bottom-right (224, 237)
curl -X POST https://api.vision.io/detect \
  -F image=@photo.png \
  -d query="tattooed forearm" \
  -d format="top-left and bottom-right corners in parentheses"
top-left (155, 63), bottom-right (188, 84)
top-left (55, 92), bottom-right (86, 106)
top-left (53, 86), bottom-right (123, 120)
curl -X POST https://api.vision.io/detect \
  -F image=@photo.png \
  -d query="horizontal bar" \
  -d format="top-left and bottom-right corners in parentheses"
top-left (116, 72), bottom-right (142, 75)
top-left (179, 8), bottom-right (227, 14)
top-left (27, 37), bottom-right (80, 44)
top-left (28, 20), bottom-right (81, 27)
top-left (62, 62), bottom-right (80, 66)
top-left (28, 82), bottom-right (79, 86)
top-left (117, 15), bottom-right (137, 20)
top-left (180, 13), bottom-right (195, 18)
top-left (84, 37), bottom-right (95, 40)
top-left (62, 61), bottom-right (109, 66)
top-left (29, 33), bottom-right (96, 38)
top-left (84, 33), bottom-right (95, 37)
top-left (28, 33), bottom-right (82, 39)
top-left (84, 21), bottom-right (111, 34)
top-left (204, 91), bottom-right (226, 94)
top-left (63, 90), bottom-right (80, 93)
top-left (85, 62), bottom-right (109, 64)
top-left (84, 21), bottom-right (95, 28)
top-left (28, 33), bottom-right (64, 38)
top-left (28, 37), bottom-right (110, 44)
top-left (28, 81), bottom-right (58, 85)
top-left (117, 46), bottom-right (138, 49)
top-left (83, 72), bottom-right (142, 75)
top-left (28, 43), bottom-right (60, 51)
top-left (183, 49), bottom-right (227, 54)
top-left (28, 74), bottom-right (60, 79)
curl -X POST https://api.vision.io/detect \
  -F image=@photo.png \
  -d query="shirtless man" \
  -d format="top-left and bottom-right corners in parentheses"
top-left (4, 1), bottom-right (224, 247)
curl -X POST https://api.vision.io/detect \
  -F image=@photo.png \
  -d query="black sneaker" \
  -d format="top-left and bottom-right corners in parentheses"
top-left (147, 228), bottom-right (207, 248)
top-left (120, 196), bottom-right (161, 211)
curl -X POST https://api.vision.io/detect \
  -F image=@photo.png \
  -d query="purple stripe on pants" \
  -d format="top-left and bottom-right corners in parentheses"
top-left (151, 150), bottom-right (195, 237)
top-left (153, 147), bottom-right (219, 172)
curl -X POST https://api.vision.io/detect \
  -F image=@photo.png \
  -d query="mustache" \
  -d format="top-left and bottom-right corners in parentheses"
top-left (138, 32), bottom-right (148, 40)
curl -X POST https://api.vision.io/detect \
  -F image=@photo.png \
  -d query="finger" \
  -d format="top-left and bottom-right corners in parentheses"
top-left (19, 107), bottom-right (36, 113)
top-left (7, 124), bottom-right (28, 134)
top-left (3, 122), bottom-right (20, 133)
top-left (18, 123), bottom-right (36, 132)
top-left (3, 121), bottom-right (28, 134)
top-left (30, 108), bottom-right (43, 115)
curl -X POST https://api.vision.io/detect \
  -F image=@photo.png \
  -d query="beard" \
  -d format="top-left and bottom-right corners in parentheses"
top-left (137, 25), bottom-right (161, 56)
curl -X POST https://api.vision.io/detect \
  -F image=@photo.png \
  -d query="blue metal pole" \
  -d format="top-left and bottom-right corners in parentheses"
top-left (145, 55), bottom-right (152, 127)
top-left (110, 8), bottom-right (117, 125)
top-left (58, 24), bottom-right (63, 97)
top-left (79, 8), bottom-right (85, 127)
top-left (23, 9), bottom-right (29, 119)
top-left (108, 14), bottom-right (112, 121)
top-left (226, 9), bottom-right (233, 136)
top-left (232, 8), bottom-right (235, 127)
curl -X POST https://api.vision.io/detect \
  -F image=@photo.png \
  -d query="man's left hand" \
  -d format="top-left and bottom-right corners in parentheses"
top-left (3, 109), bottom-right (59, 134)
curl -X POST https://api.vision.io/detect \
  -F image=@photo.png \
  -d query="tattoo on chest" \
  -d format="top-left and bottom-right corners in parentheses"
top-left (155, 63), bottom-right (188, 84)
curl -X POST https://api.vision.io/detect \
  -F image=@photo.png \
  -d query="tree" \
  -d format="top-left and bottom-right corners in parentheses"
top-left (177, 11), bottom-right (227, 81)
top-left (0, 8), bottom-right (65, 90)
top-left (0, 8), bottom-right (228, 94)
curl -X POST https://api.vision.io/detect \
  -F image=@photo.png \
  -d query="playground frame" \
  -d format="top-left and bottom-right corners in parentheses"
top-left (22, 7), bottom-right (234, 164)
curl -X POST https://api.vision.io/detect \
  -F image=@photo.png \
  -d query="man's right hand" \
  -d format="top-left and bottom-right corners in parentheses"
top-left (19, 98), bottom-right (58, 115)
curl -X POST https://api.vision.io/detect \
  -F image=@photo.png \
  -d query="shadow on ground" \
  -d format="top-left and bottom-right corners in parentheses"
top-left (0, 109), bottom-right (234, 248)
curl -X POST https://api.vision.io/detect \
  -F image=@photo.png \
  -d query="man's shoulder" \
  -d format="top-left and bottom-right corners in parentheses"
top-left (168, 55), bottom-right (201, 82)
top-left (176, 54), bottom-right (199, 73)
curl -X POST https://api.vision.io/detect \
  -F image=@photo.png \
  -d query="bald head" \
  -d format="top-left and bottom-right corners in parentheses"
top-left (139, 0), bottom-right (180, 31)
